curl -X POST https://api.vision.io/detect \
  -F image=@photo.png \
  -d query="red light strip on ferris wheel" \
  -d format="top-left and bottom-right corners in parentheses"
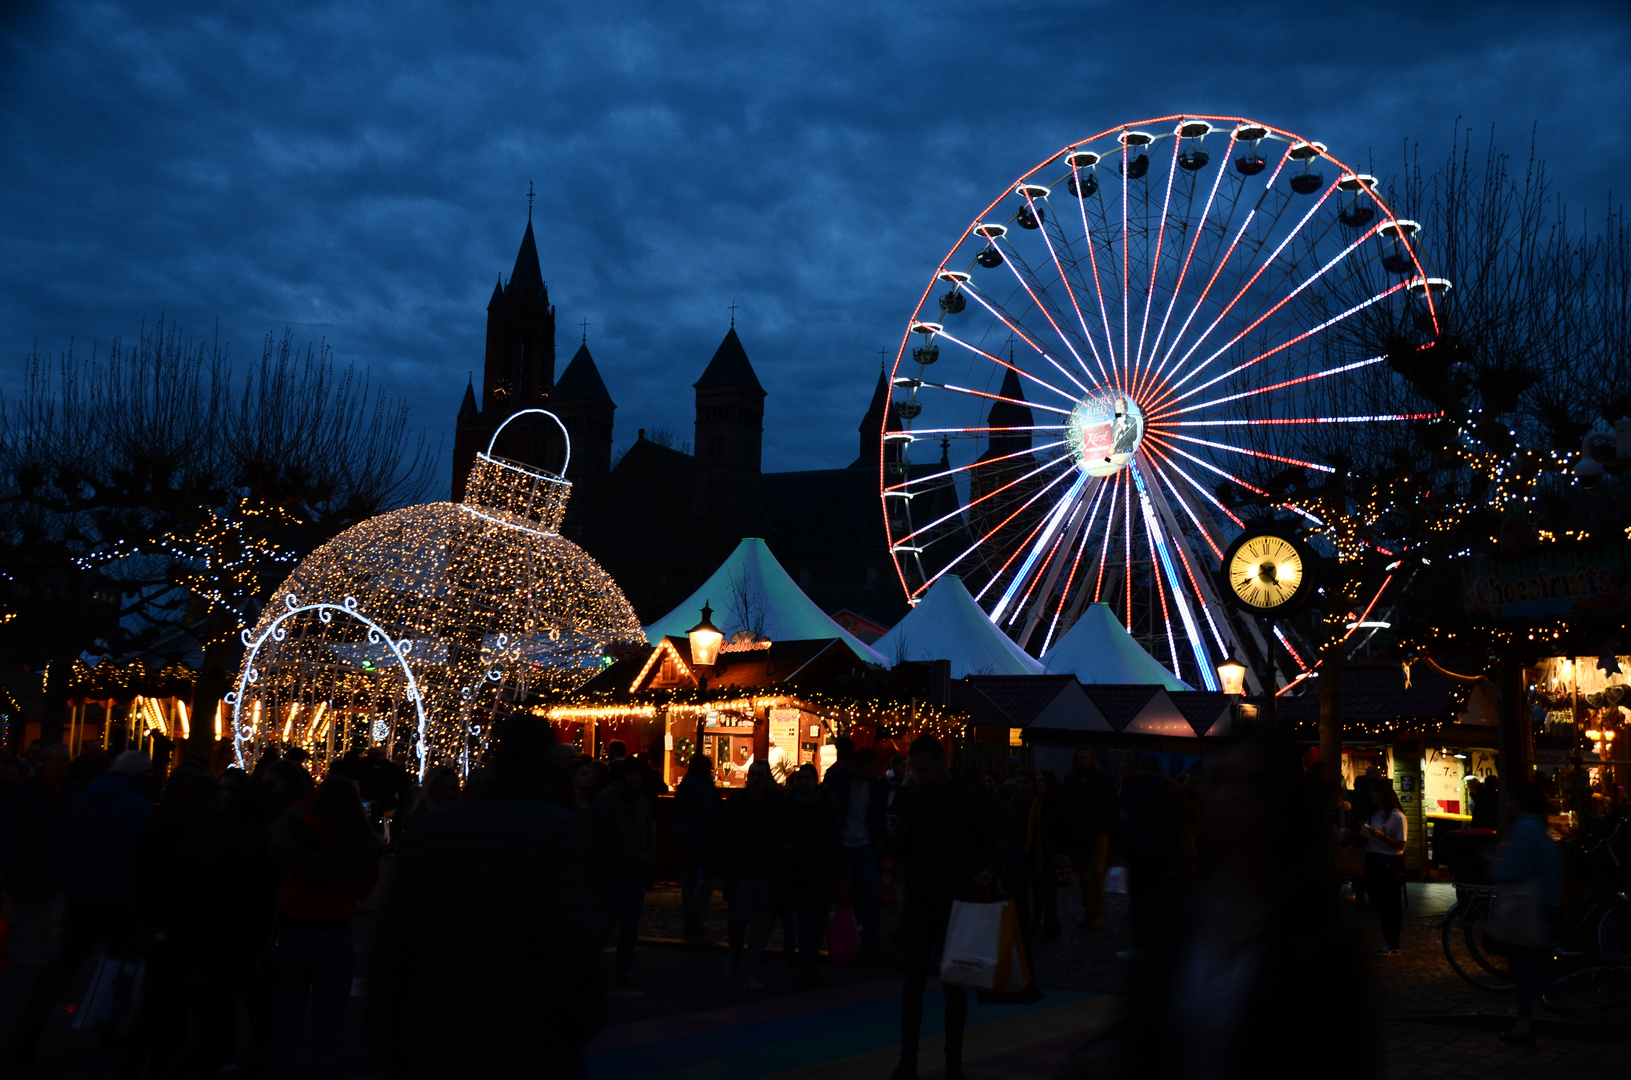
top-left (884, 439), bottom-right (1068, 492)
top-left (991, 225), bottom-right (1100, 390)
top-left (1072, 160), bottom-right (1125, 397)
top-left (1175, 355), bottom-right (1383, 415)
top-left (947, 291), bottom-right (1095, 399)
top-left (1042, 478), bottom-right (1110, 655)
top-left (1132, 138), bottom-right (1184, 388)
top-left (1161, 175), bottom-right (1343, 394)
top-left (1156, 432), bottom-right (1336, 472)
top-left (1023, 184), bottom-right (1117, 388)
top-left (894, 450), bottom-right (1073, 547)
top-left (1140, 442), bottom-right (1243, 527)
top-left (1169, 413), bottom-right (1441, 426)
top-left (915, 462), bottom-right (1080, 598)
top-left (1164, 281), bottom-right (1411, 408)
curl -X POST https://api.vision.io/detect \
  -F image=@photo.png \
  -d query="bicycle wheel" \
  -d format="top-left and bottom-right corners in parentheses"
top-left (1542, 960), bottom-right (1631, 1013)
top-left (1597, 898), bottom-right (1631, 963)
top-left (1442, 899), bottom-right (1516, 991)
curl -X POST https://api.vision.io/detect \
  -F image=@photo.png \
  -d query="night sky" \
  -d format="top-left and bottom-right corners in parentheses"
top-left (3, 0), bottom-right (1628, 493)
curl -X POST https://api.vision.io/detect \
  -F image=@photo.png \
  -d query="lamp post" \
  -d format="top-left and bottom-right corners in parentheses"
top-left (1217, 655), bottom-right (1246, 733)
top-left (687, 600), bottom-right (723, 670)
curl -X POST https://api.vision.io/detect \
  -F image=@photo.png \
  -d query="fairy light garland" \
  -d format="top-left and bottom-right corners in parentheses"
top-left (231, 431), bottom-right (644, 776)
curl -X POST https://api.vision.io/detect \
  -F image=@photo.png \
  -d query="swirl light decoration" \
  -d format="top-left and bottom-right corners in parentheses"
top-left (230, 410), bottom-right (644, 776)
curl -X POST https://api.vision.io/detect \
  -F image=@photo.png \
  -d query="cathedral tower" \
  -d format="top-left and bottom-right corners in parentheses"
top-left (452, 218), bottom-right (558, 499)
top-left (693, 324), bottom-right (766, 554)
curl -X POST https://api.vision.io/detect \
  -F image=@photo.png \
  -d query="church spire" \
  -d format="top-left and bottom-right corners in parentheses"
top-left (507, 220), bottom-right (545, 300)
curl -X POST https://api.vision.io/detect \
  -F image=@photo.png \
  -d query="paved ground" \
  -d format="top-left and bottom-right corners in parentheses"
top-left (4, 868), bottom-right (1627, 1078)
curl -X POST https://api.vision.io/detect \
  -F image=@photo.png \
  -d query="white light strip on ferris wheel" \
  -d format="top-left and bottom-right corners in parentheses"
top-left (896, 449), bottom-right (1074, 547)
top-left (990, 472), bottom-right (1091, 622)
top-left (991, 226), bottom-right (1099, 388)
top-left (1169, 412), bottom-right (1440, 426)
top-left (1072, 161), bottom-right (1124, 396)
top-left (1132, 136), bottom-right (1183, 385)
top-left (1132, 462), bottom-right (1218, 690)
top-left (885, 440), bottom-right (1068, 492)
top-left (1160, 432), bottom-right (1336, 473)
top-left (1163, 222), bottom-right (1383, 396)
top-left (921, 462), bottom-right (1081, 597)
top-left (1167, 282), bottom-right (1411, 406)
top-left (1153, 146), bottom-right (1294, 381)
top-left (1175, 355), bottom-right (1383, 415)
top-left (1026, 186), bottom-right (1117, 388)
top-left (1142, 458), bottom-right (1230, 654)
top-left (1162, 176), bottom-right (1342, 392)
top-left (932, 327), bottom-right (1086, 401)
top-left (1041, 478), bottom-right (1110, 655)
top-left (1141, 443), bottom-right (1243, 527)
top-left (1145, 132), bottom-right (1237, 383)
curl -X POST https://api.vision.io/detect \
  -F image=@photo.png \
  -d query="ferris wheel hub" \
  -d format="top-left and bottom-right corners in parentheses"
top-left (1067, 390), bottom-right (1146, 477)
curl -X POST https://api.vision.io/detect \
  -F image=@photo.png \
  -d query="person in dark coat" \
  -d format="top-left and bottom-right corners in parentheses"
top-left (821, 743), bottom-right (887, 955)
top-left (0, 743), bottom-right (76, 966)
top-left (265, 773), bottom-right (381, 1080)
top-left (888, 736), bottom-right (997, 1080)
top-left (594, 756), bottom-right (656, 985)
top-left (1055, 737), bottom-right (1373, 1080)
top-left (368, 718), bottom-right (602, 1078)
top-left (786, 763), bottom-right (838, 988)
top-left (672, 753), bottom-right (721, 938)
top-left (1116, 755), bottom-right (1181, 961)
top-left (121, 766), bottom-right (219, 1078)
top-left (1062, 746), bottom-right (1117, 930)
top-left (723, 760), bottom-right (788, 991)
top-left (11, 750), bottom-right (153, 1069)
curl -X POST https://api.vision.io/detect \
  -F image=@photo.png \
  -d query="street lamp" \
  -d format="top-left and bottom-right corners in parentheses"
top-left (1216, 656), bottom-right (1248, 697)
top-left (687, 600), bottom-right (723, 668)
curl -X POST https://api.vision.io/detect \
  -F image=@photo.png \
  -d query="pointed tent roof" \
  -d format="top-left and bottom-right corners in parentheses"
top-left (694, 327), bottom-right (765, 394)
top-left (873, 576), bottom-right (1042, 677)
top-left (507, 220), bottom-right (545, 299)
top-left (1042, 603), bottom-right (1190, 690)
top-left (553, 343), bottom-right (615, 406)
top-left (644, 538), bottom-right (888, 666)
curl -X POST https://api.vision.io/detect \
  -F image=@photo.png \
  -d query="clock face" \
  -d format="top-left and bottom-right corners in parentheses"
top-left (1227, 534), bottom-right (1306, 611)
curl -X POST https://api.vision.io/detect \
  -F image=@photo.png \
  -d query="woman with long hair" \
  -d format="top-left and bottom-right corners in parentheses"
top-left (1359, 781), bottom-right (1408, 955)
top-left (266, 774), bottom-right (382, 1080)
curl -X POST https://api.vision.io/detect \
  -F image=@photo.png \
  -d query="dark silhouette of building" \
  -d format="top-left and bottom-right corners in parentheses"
top-left (450, 215), bottom-right (969, 630)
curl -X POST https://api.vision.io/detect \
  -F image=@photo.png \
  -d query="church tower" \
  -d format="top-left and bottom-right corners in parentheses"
top-left (693, 324), bottom-right (766, 554)
top-left (452, 217), bottom-right (558, 499)
top-left (552, 337), bottom-right (616, 530)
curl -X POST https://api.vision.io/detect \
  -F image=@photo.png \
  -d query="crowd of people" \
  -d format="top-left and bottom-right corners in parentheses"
top-left (0, 725), bottom-right (1583, 1077)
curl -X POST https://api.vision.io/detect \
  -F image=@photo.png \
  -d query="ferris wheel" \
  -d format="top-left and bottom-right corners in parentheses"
top-left (881, 114), bottom-right (1448, 691)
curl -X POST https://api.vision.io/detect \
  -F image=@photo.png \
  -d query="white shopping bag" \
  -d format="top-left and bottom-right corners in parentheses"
top-left (939, 899), bottom-right (1028, 991)
top-left (1105, 864), bottom-right (1128, 894)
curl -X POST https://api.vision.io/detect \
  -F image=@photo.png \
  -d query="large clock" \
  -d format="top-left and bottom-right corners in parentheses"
top-left (1222, 530), bottom-right (1312, 614)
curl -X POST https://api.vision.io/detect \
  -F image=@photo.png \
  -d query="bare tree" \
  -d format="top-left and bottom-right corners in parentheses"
top-left (0, 318), bottom-right (435, 755)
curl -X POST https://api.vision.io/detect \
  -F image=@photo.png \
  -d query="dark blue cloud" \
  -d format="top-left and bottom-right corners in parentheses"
top-left (2, 0), bottom-right (1627, 489)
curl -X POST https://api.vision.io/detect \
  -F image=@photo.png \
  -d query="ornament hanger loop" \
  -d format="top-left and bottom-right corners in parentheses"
top-left (485, 408), bottom-right (571, 477)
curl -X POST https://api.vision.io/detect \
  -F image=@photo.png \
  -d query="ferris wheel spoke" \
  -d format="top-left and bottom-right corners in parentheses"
top-left (1155, 432), bottom-right (1336, 473)
top-left (946, 294), bottom-right (1096, 400)
top-left (926, 463), bottom-right (1081, 599)
top-left (1142, 433), bottom-right (1268, 500)
top-left (985, 234), bottom-right (1103, 390)
top-left (989, 473), bottom-right (1090, 621)
top-left (1131, 136), bottom-right (1184, 393)
top-left (1161, 175), bottom-right (1344, 392)
top-left (1167, 412), bottom-right (1440, 428)
top-left (885, 438), bottom-right (1070, 491)
top-left (1143, 455), bottom-right (1224, 560)
top-left (1032, 195), bottom-right (1118, 387)
top-left (896, 450), bottom-right (1075, 548)
top-left (1150, 145), bottom-right (1295, 383)
top-left (1073, 166), bottom-right (1125, 394)
top-left (1145, 133), bottom-right (1238, 384)
top-left (1041, 477), bottom-right (1110, 654)
top-left (1120, 141), bottom-right (1133, 391)
top-left (1141, 460), bottom-right (1231, 653)
top-left (1160, 280), bottom-right (1411, 410)
top-left (1173, 355), bottom-right (1385, 416)
top-left (905, 425), bottom-right (1069, 437)
top-left (916, 376), bottom-right (1076, 416)
top-left (1150, 221), bottom-right (1383, 404)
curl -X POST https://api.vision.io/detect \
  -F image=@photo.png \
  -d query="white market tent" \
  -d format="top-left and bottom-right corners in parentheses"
top-left (1042, 602), bottom-right (1190, 691)
top-left (643, 537), bottom-right (890, 667)
top-left (873, 576), bottom-right (1043, 677)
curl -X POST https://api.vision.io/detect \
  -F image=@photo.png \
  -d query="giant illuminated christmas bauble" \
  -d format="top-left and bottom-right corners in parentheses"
top-left (229, 411), bottom-right (644, 775)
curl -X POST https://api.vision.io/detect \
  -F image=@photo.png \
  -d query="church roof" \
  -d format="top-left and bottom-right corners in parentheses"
top-left (1042, 602), bottom-right (1190, 690)
top-left (506, 220), bottom-right (546, 300)
top-left (643, 537), bottom-right (888, 666)
top-left (553, 343), bottom-right (615, 407)
top-left (693, 327), bottom-right (765, 394)
top-left (458, 376), bottom-right (479, 420)
top-left (988, 365), bottom-right (1033, 429)
top-left (873, 575), bottom-right (1043, 677)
